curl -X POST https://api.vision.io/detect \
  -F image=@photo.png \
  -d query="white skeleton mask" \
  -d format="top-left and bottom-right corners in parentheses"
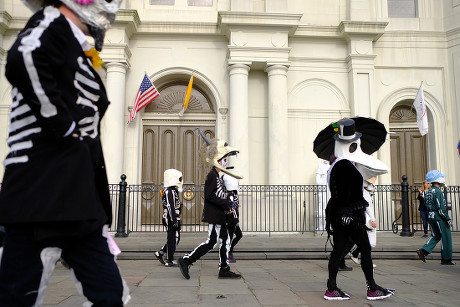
top-left (164, 169), bottom-right (183, 192)
top-left (22, 0), bottom-right (122, 51)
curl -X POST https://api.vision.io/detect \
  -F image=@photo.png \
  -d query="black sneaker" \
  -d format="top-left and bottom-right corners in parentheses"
top-left (416, 249), bottom-right (426, 263)
top-left (367, 285), bottom-right (394, 300)
top-left (155, 251), bottom-right (165, 265)
top-left (178, 257), bottom-right (191, 279)
top-left (323, 287), bottom-right (350, 300)
top-left (441, 260), bottom-right (456, 265)
top-left (338, 265), bottom-right (353, 271)
top-left (218, 266), bottom-right (241, 279)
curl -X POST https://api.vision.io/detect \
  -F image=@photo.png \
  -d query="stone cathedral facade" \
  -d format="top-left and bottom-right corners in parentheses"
top-left (1, 0), bottom-right (459, 188)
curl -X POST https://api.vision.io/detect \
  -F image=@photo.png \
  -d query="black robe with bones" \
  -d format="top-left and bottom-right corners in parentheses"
top-left (0, 7), bottom-right (111, 235)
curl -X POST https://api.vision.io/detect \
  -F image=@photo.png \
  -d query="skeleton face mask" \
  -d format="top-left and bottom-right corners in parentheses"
top-left (164, 169), bottom-right (183, 192)
top-left (205, 140), bottom-right (243, 179)
top-left (22, 0), bottom-right (122, 51)
top-left (218, 157), bottom-right (228, 169)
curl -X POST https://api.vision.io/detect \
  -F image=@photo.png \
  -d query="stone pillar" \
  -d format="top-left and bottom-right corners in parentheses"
top-left (228, 63), bottom-right (250, 183)
top-left (340, 21), bottom-right (387, 117)
top-left (102, 62), bottom-right (128, 183)
top-left (266, 64), bottom-right (289, 185)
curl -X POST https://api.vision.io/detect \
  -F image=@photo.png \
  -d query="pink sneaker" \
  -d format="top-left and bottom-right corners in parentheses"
top-left (324, 288), bottom-right (350, 300)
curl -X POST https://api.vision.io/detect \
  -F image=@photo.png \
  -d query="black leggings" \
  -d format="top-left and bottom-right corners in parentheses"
top-left (227, 215), bottom-right (243, 252)
top-left (327, 225), bottom-right (375, 290)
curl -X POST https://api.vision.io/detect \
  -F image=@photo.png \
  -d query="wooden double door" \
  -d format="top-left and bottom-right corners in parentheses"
top-left (142, 125), bottom-right (215, 186)
top-left (390, 130), bottom-right (427, 187)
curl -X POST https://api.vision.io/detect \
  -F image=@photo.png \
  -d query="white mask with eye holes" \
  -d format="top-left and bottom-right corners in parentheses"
top-left (334, 138), bottom-right (388, 180)
top-left (218, 157), bottom-right (228, 169)
top-left (164, 169), bottom-right (183, 192)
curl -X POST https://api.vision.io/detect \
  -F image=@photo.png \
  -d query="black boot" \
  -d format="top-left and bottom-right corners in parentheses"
top-left (218, 266), bottom-right (241, 279)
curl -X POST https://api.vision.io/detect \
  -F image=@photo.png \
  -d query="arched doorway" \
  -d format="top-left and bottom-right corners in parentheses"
top-left (140, 79), bottom-right (216, 228)
top-left (389, 102), bottom-right (427, 186)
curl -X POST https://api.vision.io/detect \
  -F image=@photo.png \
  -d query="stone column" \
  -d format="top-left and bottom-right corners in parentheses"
top-left (228, 63), bottom-right (250, 183)
top-left (266, 64), bottom-right (289, 185)
top-left (102, 62), bottom-right (128, 183)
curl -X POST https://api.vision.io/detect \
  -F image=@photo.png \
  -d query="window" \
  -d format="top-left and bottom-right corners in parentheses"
top-left (388, 0), bottom-right (418, 18)
top-left (188, 0), bottom-right (213, 7)
top-left (150, 0), bottom-right (174, 5)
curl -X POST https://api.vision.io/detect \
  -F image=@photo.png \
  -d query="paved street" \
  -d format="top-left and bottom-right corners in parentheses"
top-left (41, 232), bottom-right (459, 306)
top-left (43, 258), bottom-right (459, 306)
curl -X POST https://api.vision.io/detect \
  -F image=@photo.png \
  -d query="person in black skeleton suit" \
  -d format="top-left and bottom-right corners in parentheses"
top-left (155, 169), bottom-right (183, 267)
top-left (178, 138), bottom-right (243, 280)
top-left (322, 118), bottom-right (394, 301)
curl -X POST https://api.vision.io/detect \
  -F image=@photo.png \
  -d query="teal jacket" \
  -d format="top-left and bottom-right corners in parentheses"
top-left (425, 185), bottom-right (450, 221)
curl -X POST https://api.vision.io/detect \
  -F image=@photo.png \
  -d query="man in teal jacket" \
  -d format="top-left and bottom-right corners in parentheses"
top-left (416, 170), bottom-right (455, 265)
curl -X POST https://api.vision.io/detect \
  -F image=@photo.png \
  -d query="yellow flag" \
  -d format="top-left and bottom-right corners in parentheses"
top-left (179, 75), bottom-right (193, 116)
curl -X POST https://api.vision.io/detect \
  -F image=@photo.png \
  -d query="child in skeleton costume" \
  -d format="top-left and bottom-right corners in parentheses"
top-left (416, 170), bottom-right (455, 265)
top-left (0, 0), bottom-right (130, 305)
top-left (178, 135), bottom-right (243, 280)
top-left (322, 118), bottom-right (394, 301)
top-left (155, 169), bottom-right (183, 267)
top-left (222, 170), bottom-right (243, 263)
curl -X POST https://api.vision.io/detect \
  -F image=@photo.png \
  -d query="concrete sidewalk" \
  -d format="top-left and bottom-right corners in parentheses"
top-left (114, 231), bottom-right (460, 261)
top-left (41, 232), bottom-right (460, 306)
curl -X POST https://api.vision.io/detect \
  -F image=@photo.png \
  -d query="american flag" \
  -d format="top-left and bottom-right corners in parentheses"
top-left (128, 74), bottom-right (159, 124)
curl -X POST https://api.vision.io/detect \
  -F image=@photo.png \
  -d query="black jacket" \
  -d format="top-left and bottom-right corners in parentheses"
top-left (325, 159), bottom-right (368, 233)
top-left (0, 7), bottom-right (111, 232)
top-left (201, 168), bottom-right (230, 225)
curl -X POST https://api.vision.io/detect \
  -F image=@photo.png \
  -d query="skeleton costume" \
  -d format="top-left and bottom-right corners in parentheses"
top-left (320, 118), bottom-right (394, 301)
top-left (178, 132), bottom-right (243, 280)
top-left (0, 1), bottom-right (130, 305)
top-left (155, 169), bottom-right (183, 267)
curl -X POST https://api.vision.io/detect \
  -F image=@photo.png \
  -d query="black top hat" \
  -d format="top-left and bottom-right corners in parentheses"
top-left (333, 118), bottom-right (362, 142)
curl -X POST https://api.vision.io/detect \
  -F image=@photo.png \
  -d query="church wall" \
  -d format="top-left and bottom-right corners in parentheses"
top-left (0, 0), bottom-right (459, 185)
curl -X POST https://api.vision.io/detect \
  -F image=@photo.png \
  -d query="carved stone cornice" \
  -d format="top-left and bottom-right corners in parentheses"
top-left (339, 21), bottom-right (388, 42)
top-left (219, 11), bottom-right (302, 37)
top-left (114, 9), bottom-right (140, 38)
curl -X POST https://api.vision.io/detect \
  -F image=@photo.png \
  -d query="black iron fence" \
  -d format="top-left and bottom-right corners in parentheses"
top-left (109, 176), bottom-right (460, 236)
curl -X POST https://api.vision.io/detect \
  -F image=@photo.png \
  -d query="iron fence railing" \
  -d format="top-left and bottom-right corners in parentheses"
top-left (1, 180), bottom-right (457, 235)
top-left (107, 181), bottom-right (459, 235)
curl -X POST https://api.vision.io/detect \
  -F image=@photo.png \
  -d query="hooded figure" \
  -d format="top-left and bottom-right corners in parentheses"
top-left (416, 170), bottom-right (455, 265)
top-left (319, 118), bottom-right (394, 301)
top-left (178, 131), bottom-right (243, 280)
top-left (0, 1), bottom-right (129, 305)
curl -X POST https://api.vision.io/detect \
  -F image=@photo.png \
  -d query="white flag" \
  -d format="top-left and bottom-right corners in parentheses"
top-left (413, 83), bottom-right (428, 136)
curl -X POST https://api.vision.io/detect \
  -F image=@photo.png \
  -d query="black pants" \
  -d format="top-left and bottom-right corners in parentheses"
top-left (183, 224), bottom-right (229, 269)
top-left (327, 224), bottom-right (375, 290)
top-left (0, 225), bottom-right (126, 306)
top-left (160, 225), bottom-right (180, 262)
top-left (339, 238), bottom-right (355, 267)
top-left (227, 215), bottom-right (242, 252)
